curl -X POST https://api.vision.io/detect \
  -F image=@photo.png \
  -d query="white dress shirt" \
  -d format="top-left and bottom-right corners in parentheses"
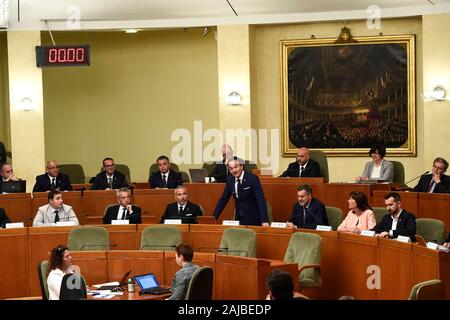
top-left (47, 268), bottom-right (73, 300)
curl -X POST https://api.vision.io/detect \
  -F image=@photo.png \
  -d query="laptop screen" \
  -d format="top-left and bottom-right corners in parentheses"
top-left (1, 180), bottom-right (26, 193)
top-left (134, 273), bottom-right (160, 290)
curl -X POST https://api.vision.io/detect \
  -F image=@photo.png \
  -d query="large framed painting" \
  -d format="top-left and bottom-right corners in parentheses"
top-left (281, 32), bottom-right (416, 156)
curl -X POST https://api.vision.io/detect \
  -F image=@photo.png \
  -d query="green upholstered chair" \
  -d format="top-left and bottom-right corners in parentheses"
top-left (325, 206), bottom-right (343, 231)
top-left (140, 225), bottom-right (182, 251)
top-left (219, 228), bottom-right (257, 257)
top-left (67, 226), bottom-right (110, 251)
top-left (244, 161), bottom-right (257, 173)
top-left (416, 218), bottom-right (446, 243)
top-left (185, 266), bottom-right (214, 300)
top-left (58, 164), bottom-right (86, 184)
top-left (284, 232), bottom-right (322, 289)
top-left (37, 260), bottom-right (49, 300)
top-left (372, 207), bottom-right (387, 224)
top-left (202, 162), bottom-right (216, 176)
top-left (408, 279), bottom-right (444, 300)
top-left (180, 171), bottom-right (191, 183)
top-left (391, 160), bottom-right (405, 185)
top-left (100, 164), bottom-right (130, 184)
top-left (59, 273), bottom-right (88, 300)
top-left (309, 150), bottom-right (329, 182)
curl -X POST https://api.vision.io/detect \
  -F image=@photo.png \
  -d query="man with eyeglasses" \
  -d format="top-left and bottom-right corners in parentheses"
top-left (280, 147), bottom-right (321, 178)
top-left (33, 160), bottom-right (72, 192)
top-left (91, 157), bottom-right (129, 190)
top-left (413, 157), bottom-right (450, 194)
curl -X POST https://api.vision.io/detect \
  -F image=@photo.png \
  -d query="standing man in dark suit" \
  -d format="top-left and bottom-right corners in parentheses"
top-left (0, 207), bottom-right (11, 228)
top-left (103, 187), bottom-right (142, 224)
top-left (213, 157), bottom-right (269, 226)
top-left (210, 144), bottom-right (233, 183)
top-left (91, 158), bottom-right (129, 190)
top-left (160, 186), bottom-right (203, 223)
top-left (287, 184), bottom-right (328, 229)
top-left (33, 160), bottom-right (72, 192)
top-left (149, 155), bottom-right (183, 189)
top-left (280, 147), bottom-right (321, 178)
top-left (372, 192), bottom-right (416, 240)
top-left (413, 157), bottom-right (450, 194)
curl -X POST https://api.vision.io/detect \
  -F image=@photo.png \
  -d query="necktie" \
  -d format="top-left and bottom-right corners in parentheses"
top-left (54, 210), bottom-right (59, 223)
top-left (303, 207), bottom-right (306, 224)
top-left (427, 179), bottom-right (436, 193)
top-left (107, 177), bottom-right (113, 189)
top-left (162, 174), bottom-right (167, 188)
top-left (123, 207), bottom-right (127, 220)
top-left (179, 205), bottom-right (183, 215)
top-left (299, 166), bottom-right (304, 177)
top-left (51, 178), bottom-right (56, 191)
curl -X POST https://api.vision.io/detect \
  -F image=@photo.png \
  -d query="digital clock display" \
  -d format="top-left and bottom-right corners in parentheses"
top-left (35, 45), bottom-right (90, 67)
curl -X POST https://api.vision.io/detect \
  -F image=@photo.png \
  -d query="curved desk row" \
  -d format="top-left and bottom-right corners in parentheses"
top-left (1, 224), bottom-right (449, 300)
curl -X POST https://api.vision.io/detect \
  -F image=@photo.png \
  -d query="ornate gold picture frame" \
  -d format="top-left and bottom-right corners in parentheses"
top-left (281, 33), bottom-right (416, 156)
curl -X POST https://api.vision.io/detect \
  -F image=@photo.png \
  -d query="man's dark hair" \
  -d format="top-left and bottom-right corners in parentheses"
top-left (102, 157), bottom-right (114, 166)
top-left (48, 190), bottom-right (61, 201)
top-left (434, 157), bottom-right (449, 171)
top-left (266, 269), bottom-right (294, 300)
top-left (175, 244), bottom-right (194, 262)
top-left (384, 192), bottom-right (401, 202)
top-left (157, 155), bottom-right (170, 162)
top-left (369, 145), bottom-right (386, 158)
top-left (297, 184), bottom-right (313, 195)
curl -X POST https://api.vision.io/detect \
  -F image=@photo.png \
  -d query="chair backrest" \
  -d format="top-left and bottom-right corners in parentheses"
top-left (103, 203), bottom-right (117, 218)
top-left (284, 232), bottom-right (322, 286)
top-left (59, 273), bottom-right (87, 300)
top-left (67, 226), bottom-right (110, 251)
top-left (149, 162), bottom-right (180, 177)
top-left (391, 160), bottom-right (405, 185)
top-left (244, 161), bottom-right (258, 172)
top-left (219, 228), bottom-right (256, 257)
top-left (140, 225), bottom-right (182, 250)
top-left (37, 260), bottom-right (49, 300)
top-left (309, 150), bottom-right (329, 182)
top-left (416, 218), bottom-right (446, 243)
top-left (372, 207), bottom-right (387, 224)
top-left (100, 164), bottom-right (131, 183)
top-left (408, 279), bottom-right (444, 300)
top-left (202, 162), bottom-right (216, 176)
top-left (325, 206), bottom-right (343, 231)
top-left (185, 266), bottom-right (214, 300)
top-left (180, 171), bottom-right (191, 183)
top-left (58, 164), bottom-right (85, 184)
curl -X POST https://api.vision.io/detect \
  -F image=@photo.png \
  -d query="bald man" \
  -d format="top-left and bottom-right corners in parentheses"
top-left (210, 144), bottom-right (234, 183)
top-left (280, 147), bottom-right (321, 178)
top-left (33, 160), bottom-right (72, 192)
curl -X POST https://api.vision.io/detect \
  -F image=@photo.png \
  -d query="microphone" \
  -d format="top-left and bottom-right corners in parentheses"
top-left (218, 247), bottom-right (248, 257)
top-left (79, 244), bottom-right (117, 251)
top-left (404, 171), bottom-right (429, 186)
top-left (140, 244), bottom-right (177, 250)
top-left (394, 171), bottom-right (430, 191)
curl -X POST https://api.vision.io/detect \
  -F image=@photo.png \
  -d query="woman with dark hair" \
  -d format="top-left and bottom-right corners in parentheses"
top-left (356, 145), bottom-right (393, 183)
top-left (166, 244), bottom-right (199, 300)
top-left (47, 245), bottom-right (73, 300)
top-left (338, 192), bottom-right (376, 234)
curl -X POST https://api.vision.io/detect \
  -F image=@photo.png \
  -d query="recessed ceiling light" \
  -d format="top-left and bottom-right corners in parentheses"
top-left (125, 29), bottom-right (138, 34)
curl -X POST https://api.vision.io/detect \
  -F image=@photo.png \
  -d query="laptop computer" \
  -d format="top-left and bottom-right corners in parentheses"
top-left (135, 273), bottom-right (171, 295)
top-left (189, 168), bottom-right (208, 183)
top-left (0, 180), bottom-right (26, 193)
top-left (97, 270), bottom-right (131, 290)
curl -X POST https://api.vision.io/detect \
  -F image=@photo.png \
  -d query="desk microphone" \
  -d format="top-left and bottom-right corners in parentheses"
top-left (218, 247), bottom-right (248, 257)
top-left (140, 244), bottom-right (177, 250)
top-left (79, 244), bottom-right (117, 251)
top-left (403, 171), bottom-right (429, 187)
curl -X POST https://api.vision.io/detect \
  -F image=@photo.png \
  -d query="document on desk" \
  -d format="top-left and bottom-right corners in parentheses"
top-left (88, 290), bottom-right (123, 298)
top-left (93, 281), bottom-right (119, 288)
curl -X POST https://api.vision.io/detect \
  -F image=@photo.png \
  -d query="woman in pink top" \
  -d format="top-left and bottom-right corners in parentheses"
top-left (337, 191), bottom-right (376, 234)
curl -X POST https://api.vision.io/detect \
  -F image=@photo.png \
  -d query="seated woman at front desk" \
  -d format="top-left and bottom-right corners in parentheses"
top-left (356, 145), bottom-right (393, 183)
top-left (337, 192), bottom-right (376, 234)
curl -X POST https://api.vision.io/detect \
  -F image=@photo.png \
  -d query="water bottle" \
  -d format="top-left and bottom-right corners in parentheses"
top-left (127, 278), bottom-right (135, 292)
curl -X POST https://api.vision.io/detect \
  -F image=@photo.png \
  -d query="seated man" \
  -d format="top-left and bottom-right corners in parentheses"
top-left (103, 187), bottom-right (142, 224)
top-left (266, 269), bottom-right (294, 300)
top-left (149, 155), bottom-right (183, 189)
top-left (413, 157), bottom-right (450, 193)
top-left (0, 163), bottom-right (20, 182)
top-left (210, 144), bottom-right (234, 183)
top-left (166, 244), bottom-right (199, 300)
top-left (160, 186), bottom-right (202, 224)
top-left (33, 160), bottom-right (72, 192)
top-left (287, 184), bottom-right (328, 229)
top-left (91, 157), bottom-right (129, 190)
top-left (280, 147), bottom-right (321, 178)
top-left (0, 207), bottom-right (11, 228)
top-left (33, 190), bottom-right (79, 226)
top-left (371, 192), bottom-right (416, 240)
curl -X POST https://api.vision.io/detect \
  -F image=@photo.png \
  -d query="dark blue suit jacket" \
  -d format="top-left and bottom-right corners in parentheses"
top-left (33, 173), bottom-right (72, 192)
top-left (213, 171), bottom-right (268, 226)
top-left (371, 209), bottom-right (416, 239)
top-left (280, 159), bottom-right (321, 178)
top-left (149, 170), bottom-right (183, 189)
top-left (103, 204), bottom-right (142, 224)
top-left (91, 171), bottom-right (129, 190)
top-left (413, 174), bottom-right (450, 193)
top-left (289, 197), bottom-right (328, 229)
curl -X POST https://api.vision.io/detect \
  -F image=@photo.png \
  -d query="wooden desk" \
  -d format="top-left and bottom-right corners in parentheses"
top-left (418, 193), bottom-right (450, 234)
top-left (92, 224), bottom-right (138, 250)
top-left (72, 251), bottom-right (108, 286)
top-left (88, 290), bottom-right (169, 300)
top-left (0, 193), bottom-right (32, 226)
top-left (189, 224), bottom-right (243, 253)
top-left (83, 190), bottom-right (116, 217)
top-left (372, 190), bottom-right (418, 214)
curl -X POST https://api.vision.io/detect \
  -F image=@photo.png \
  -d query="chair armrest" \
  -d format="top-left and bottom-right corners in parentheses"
top-left (298, 264), bottom-right (321, 274)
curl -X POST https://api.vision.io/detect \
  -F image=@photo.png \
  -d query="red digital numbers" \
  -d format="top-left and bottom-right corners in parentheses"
top-left (48, 48), bottom-right (85, 63)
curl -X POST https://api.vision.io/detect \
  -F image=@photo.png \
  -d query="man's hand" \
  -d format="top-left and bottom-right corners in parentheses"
top-left (262, 222), bottom-right (270, 227)
top-left (377, 231), bottom-right (389, 238)
top-left (432, 172), bottom-right (441, 184)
